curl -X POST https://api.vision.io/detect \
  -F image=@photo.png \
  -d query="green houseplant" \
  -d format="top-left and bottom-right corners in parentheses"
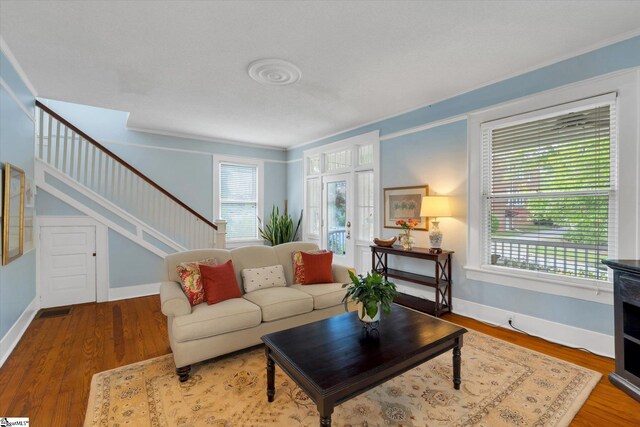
top-left (258, 206), bottom-right (303, 246)
top-left (342, 270), bottom-right (398, 323)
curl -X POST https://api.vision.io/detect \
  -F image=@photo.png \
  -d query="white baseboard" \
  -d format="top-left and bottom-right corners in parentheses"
top-left (0, 297), bottom-right (40, 368)
top-left (109, 282), bottom-right (161, 301)
top-left (452, 297), bottom-right (615, 358)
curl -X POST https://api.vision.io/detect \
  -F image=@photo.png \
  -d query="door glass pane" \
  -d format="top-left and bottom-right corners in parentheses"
top-left (327, 181), bottom-right (347, 255)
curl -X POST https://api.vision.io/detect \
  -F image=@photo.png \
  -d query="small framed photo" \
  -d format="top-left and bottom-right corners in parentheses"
top-left (384, 185), bottom-right (429, 230)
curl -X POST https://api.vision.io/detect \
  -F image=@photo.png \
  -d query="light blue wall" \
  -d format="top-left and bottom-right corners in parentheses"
top-left (0, 51), bottom-right (36, 339)
top-left (108, 230), bottom-right (166, 288)
top-left (40, 100), bottom-right (289, 219)
top-left (36, 189), bottom-right (86, 216)
top-left (286, 35), bottom-right (640, 336)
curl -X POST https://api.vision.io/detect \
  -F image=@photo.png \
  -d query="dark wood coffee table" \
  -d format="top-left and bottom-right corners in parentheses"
top-left (261, 304), bottom-right (467, 426)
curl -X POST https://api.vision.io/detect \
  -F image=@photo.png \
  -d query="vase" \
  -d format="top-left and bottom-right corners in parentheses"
top-left (358, 302), bottom-right (381, 334)
top-left (358, 302), bottom-right (381, 323)
top-left (399, 232), bottom-right (414, 250)
top-left (428, 221), bottom-right (443, 250)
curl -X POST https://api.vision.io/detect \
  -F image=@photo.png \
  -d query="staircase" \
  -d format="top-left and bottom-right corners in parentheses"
top-left (34, 100), bottom-right (225, 256)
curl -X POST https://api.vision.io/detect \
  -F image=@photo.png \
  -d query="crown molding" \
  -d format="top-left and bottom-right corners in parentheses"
top-left (0, 34), bottom-right (37, 97)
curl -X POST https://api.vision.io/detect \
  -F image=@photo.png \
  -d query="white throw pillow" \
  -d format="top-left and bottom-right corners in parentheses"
top-left (242, 264), bottom-right (287, 293)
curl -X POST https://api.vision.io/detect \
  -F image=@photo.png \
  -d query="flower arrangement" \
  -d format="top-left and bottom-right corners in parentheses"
top-left (395, 218), bottom-right (419, 231)
top-left (396, 218), bottom-right (419, 250)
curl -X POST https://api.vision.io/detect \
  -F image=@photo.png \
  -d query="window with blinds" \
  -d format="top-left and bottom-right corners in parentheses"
top-left (482, 100), bottom-right (616, 282)
top-left (220, 163), bottom-right (258, 240)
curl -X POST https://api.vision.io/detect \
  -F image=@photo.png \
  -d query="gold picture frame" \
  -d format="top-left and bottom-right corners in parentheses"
top-left (3, 163), bottom-right (25, 265)
top-left (383, 185), bottom-right (429, 230)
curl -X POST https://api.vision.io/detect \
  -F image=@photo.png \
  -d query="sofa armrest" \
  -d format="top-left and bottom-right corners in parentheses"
top-left (160, 281), bottom-right (191, 317)
top-left (332, 264), bottom-right (356, 284)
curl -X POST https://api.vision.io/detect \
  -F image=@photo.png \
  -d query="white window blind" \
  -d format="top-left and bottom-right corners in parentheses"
top-left (356, 171), bottom-right (374, 241)
top-left (325, 149), bottom-right (352, 171)
top-left (482, 100), bottom-right (616, 282)
top-left (220, 163), bottom-right (258, 240)
top-left (306, 177), bottom-right (321, 236)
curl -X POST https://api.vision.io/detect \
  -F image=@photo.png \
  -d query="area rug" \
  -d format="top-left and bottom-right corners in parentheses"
top-left (84, 330), bottom-right (600, 426)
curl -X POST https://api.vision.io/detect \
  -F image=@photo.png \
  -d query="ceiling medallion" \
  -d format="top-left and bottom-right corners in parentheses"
top-left (247, 59), bottom-right (301, 86)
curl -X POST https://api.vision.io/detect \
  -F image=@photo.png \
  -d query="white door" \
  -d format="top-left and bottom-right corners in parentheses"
top-left (40, 226), bottom-right (96, 308)
top-left (323, 173), bottom-right (354, 267)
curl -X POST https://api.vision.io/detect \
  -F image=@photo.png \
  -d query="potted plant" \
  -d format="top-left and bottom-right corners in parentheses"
top-left (342, 270), bottom-right (398, 324)
top-left (258, 206), bottom-right (303, 246)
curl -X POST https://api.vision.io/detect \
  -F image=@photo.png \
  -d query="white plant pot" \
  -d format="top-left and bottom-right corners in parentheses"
top-left (358, 302), bottom-right (381, 323)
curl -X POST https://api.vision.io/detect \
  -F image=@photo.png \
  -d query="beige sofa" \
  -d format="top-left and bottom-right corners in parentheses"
top-left (159, 242), bottom-right (354, 381)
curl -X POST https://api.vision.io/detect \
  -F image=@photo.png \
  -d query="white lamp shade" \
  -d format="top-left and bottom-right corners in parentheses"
top-left (420, 196), bottom-right (451, 218)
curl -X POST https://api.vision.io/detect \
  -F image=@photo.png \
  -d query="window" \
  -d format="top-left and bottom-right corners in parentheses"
top-left (325, 149), bottom-right (352, 171)
top-left (482, 100), bottom-right (616, 282)
top-left (219, 162), bottom-right (259, 240)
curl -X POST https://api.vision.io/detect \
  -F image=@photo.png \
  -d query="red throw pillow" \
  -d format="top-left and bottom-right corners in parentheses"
top-left (200, 260), bottom-right (241, 305)
top-left (300, 251), bottom-right (334, 285)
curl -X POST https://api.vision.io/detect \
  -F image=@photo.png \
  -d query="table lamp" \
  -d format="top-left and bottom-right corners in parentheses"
top-left (420, 196), bottom-right (451, 253)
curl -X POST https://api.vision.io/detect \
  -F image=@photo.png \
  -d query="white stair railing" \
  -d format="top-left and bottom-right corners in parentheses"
top-left (35, 101), bottom-right (225, 250)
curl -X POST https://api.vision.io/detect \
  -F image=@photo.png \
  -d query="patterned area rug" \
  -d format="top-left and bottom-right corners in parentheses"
top-left (84, 331), bottom-right (600, 426)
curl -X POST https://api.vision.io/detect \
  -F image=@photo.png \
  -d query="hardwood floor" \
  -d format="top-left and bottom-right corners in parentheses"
top-left (0, 296), bottom-right (637, 426)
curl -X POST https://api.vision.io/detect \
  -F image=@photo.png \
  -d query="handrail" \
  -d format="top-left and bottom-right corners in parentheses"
top-left (35, 100), bottom-right (216, 230)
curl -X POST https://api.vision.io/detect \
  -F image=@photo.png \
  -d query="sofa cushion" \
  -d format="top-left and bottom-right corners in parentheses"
top-left (231, 246), bottom-right (281, 292)
top-left (291, 283), bottom-right (346, 309)
top-left (292, 250), bottom-right (329, 284)
top-left (201, 261), bottom-right (242, 305)
top-left (243, 287), bottom-right (313, 322)
top-left (301, 251), bottom-right (334, 284)
top-left (272, 242), bottom-right (320, 285)
top-left (172, 298), bottom-right (261, 343)
top-left (176, 258), bottom-right (218, 306)
top-left (242, 265), bottom-right (287, 293)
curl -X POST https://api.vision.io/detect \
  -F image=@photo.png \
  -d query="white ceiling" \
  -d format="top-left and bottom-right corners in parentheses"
top-left (2, 1), bottom-right (640, 149)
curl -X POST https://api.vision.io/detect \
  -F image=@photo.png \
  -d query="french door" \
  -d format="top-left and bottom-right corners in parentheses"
top-left (303, 130), bottom-right (380, 272)
top-left (323, 173), bottom-right (353, 267)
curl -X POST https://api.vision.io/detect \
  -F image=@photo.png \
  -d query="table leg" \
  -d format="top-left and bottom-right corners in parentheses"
top-left (266, 347), bottom-right (275, 402)
top-left (453, 344), bottom-right (461, 390)
top-left (319, 401), bottom-right (333, 426)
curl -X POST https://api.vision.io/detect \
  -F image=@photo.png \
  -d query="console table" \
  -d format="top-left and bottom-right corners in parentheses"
top-left (602, 259), bottom-right (640, 402)
top-left (371, 245), bottom-right (453, 317)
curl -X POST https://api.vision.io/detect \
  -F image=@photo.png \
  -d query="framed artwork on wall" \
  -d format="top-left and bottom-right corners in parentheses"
top-left (383, 185), bottom-right (429, 230)
top-left (3, 163), bottom-right (25, 265)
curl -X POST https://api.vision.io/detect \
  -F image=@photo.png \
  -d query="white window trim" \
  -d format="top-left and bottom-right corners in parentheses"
top-left (466, 69), bottom-right (640, 305)
top-left (212, 155), bottom-right (264, 244)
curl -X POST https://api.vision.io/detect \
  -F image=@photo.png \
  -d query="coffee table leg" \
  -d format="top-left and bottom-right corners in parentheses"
top-left (453, 340), bottom-right (461, 390)
top-left (319, 401), bottom-right (333, 426)
top-left (266, 347), bottom-right (275, 402)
